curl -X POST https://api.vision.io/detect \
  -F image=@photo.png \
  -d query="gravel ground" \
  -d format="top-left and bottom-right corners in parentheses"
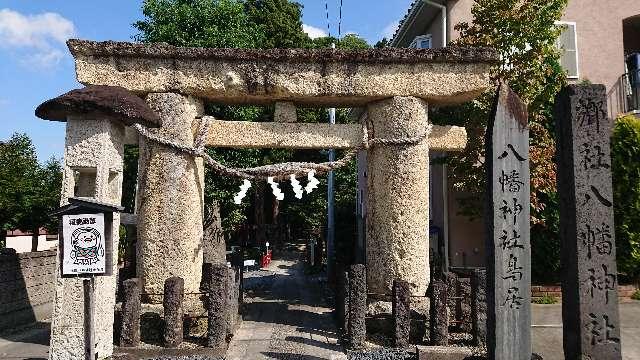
top-left (347, 349), bottom-right (414, 360)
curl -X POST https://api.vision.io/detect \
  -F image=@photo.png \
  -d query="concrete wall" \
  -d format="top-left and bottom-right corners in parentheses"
top-left (6, 235), bottom-right (57, 253)
top-left (0, 250), bottom-right (56, 331)
top-left (447, 191), bottom-right (484, 268)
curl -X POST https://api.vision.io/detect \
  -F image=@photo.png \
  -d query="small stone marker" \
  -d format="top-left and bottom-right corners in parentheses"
top-left (392, 280), bottom-right (411, 348)
top-left (554, 84), bottom-right (622, 360)
top-left (207, 263), bottom-right (229, 348)
top-left (348, 264), bottom-right (366, 350)
top-left (120, 278), bottom-right (141, 347)
top-left (457, 278), bottom-right (472, 333)
top-left (338, 270), bottom-right (350, 332)
top-left (471, 269), bottom-right (487, 347)
top-left (163, 277), bottom-right (184, 347)
top-left (485, 83), bottom-right (531, 359)
top-left (430, 278), bottom-right (448, 346)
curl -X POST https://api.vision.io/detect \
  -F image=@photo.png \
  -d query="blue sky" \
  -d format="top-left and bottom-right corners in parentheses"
top-left (0, 0), bottom-right (413, 162)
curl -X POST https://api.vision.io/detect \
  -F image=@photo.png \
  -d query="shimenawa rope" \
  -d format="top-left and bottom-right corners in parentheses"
top-left (132, 118), bottom-right (432, 181)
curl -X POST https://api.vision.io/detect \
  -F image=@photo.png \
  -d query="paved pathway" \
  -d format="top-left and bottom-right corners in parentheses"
top-left (531, 301), bottom-right (640, 360)
top-left (226, 254), bottom-right (346, 360)
top-left (0, 321), bottom-right (50, 360)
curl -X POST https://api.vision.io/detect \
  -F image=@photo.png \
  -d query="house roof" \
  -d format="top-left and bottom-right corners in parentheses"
top-left (51, 197), bottom-right (125, 217)
top-left (390, 0), bottom-right (447, 48)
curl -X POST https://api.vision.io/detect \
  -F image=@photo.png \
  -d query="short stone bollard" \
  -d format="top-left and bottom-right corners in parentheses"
top-left (207, 263), bottom-right (228, 348)
top-left (430, 278), bottom-right (448, 346)
top-left (392, 279), bottom-right (411, 348)
top-left (163, 277), bottom-right (184, 348)
top-left (471, 269), bottom-right (487, 347)
top-left (338, 270), bottom-right (350, 333)
top-left (120, 278), bottom-right (141, 347)
top-left (445, 272), bottom-right (457, 324)
top-left (348, 264), bottom-right (366, 350)
top-left (457, 278), bottom-right (472, 333)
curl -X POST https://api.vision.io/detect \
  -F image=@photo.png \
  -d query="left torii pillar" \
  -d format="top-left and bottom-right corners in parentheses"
top-left (36, 85), bottom-right (161, 360)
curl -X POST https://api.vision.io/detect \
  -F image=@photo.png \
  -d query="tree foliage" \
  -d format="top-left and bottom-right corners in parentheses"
top-left (0, 133), bottom-right (62, 248)
top-left (611, 115), bottom-right (640, 281)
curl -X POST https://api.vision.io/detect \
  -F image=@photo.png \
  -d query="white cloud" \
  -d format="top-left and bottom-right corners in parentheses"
top-left (303, 24), bottom-right (328, 39)
top-left (0, 9), bottom-right (76, 68)
top-left (20, 48), bottom-right (65, 69)
top-left (382, 20), bottom-right (400, 40)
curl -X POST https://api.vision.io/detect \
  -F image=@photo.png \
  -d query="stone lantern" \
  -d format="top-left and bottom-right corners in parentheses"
top-left (36, 85), bottom-right (159, 360)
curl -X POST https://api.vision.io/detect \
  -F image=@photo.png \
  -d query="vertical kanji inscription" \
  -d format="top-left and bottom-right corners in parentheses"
top-left (555, 84), bottom-right (621, 360)
top-left (485, 83), bottom-right (531, 360)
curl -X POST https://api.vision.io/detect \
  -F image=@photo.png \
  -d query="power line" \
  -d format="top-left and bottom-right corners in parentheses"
top-left (338, 0), bottom-right (343, 38)
top-left (325, 0), bottom-right (332, 38)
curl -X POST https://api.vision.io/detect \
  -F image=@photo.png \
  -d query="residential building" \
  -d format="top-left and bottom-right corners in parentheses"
top-left (391, 0), bottom-right (640, 117)
top-left (357, 0), bottom-right (640, 270)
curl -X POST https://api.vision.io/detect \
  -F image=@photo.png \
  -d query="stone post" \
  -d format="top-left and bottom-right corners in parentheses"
top-left (120, 278), bottom-right (141, 347)
top-left (366, 96), bottom-right (430, 296)
top-left (50, 117), bottom-right (124, 360)
top-left (137, 93), bottom-right (205, 302)
top-left (392, 280), bottom-right (411, 348)
top-left (339, 270), bottom-right (350, 332)
top-left (348, 264), bottom-right (366, 350)
top-left (485, 84), bottom-right (531, 360)
top-left (207, 263), bottom-right (228, 348)
top-left (430, 279), bottom-right (448, 346)
top-left (457, 278), bottom-right (472, 333)
top-left (163, 277), bottom-right (184, 347)
top-left (554, 84), bottom-right (622, 360)
top-left (471, 269), bottom-right (487, 347)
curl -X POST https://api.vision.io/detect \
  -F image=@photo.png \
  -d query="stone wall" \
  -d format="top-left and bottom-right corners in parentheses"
top-left (0, 250), bottom-right (56, 331)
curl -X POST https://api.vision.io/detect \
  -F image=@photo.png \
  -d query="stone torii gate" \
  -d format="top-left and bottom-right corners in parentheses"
top-left (42, 39), bottom-right (497, 359)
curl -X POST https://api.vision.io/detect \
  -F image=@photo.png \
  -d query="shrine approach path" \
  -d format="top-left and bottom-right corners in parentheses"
top-left (226, 250), bottom-right (346, 360)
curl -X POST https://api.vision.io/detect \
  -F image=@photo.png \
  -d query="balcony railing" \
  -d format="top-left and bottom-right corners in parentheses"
top-left (621, 70), bottom-right (640, 113)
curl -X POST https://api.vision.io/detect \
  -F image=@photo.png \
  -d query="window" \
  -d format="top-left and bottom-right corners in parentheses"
top-left (410, 35), bottom-right (432, 49)
top-left (556, 22), bottom-right (579, 79)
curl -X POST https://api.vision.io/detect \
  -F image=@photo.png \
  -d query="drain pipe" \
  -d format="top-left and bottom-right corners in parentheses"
top-left (424, 0), bottom-right (447, 47)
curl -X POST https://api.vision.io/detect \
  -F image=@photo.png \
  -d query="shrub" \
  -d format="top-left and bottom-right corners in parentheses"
top-left (631, 290), bottom-right (640, 301)
top-left (611, 115), bottom-right (640, 281)
top-left (532, 294), bottom-right (558, 304)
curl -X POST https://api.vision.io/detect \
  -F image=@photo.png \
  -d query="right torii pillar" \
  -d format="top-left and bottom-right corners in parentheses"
top-left (366, 96), bottom-right (431, 296)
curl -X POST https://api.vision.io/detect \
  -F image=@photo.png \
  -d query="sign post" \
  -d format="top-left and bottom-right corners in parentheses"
top-left (485, 83), bottom-right (531, 360)
top-left (555, 84), bottom-right (622, 360)
top-left (52, 197), bottom-right (124, 360)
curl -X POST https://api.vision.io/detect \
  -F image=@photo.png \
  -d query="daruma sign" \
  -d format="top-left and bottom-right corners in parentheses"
top-left (52, 197), bottom-right (123, 278)
top-left (62, 213), bottom-right (106, 275)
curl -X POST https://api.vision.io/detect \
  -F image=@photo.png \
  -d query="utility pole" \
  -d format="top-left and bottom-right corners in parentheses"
top-left (327, 43), bottom-right (336, 281)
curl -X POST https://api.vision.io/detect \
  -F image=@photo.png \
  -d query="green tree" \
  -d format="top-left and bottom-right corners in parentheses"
top-left (0, 133), bottom-right (62, 250)
top-left (134, 0), bottom-right (262, 48)
top-left (611, 115), bottom-right (640, 281)
top-left (430, 0), bottom-right (568, 282)
top-left (0, 134), bottom-right (38, 248)
top-left (245, 0), bottom-right (309, 49)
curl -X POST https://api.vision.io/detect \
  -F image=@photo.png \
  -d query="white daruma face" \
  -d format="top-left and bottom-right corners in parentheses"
top-left (75, 231), bottom-right (98, 249)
